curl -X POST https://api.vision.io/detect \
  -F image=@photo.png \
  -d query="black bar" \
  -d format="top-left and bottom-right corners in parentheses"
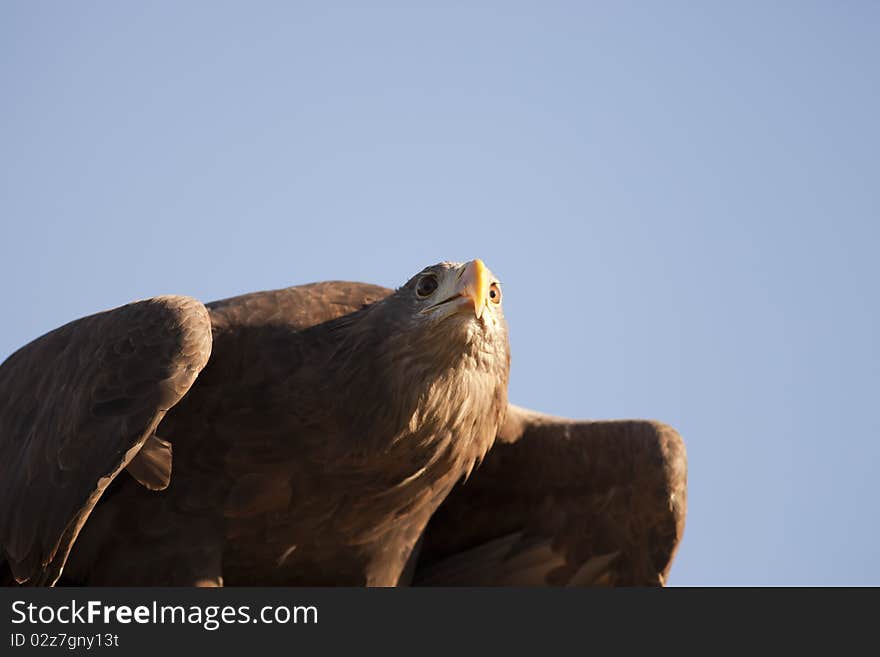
top-left (1, 587), bottom-right (876, 654)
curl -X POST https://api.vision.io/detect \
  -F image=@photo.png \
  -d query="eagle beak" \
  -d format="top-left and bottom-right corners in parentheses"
top-left (458, 259), bottom-right (489, 319)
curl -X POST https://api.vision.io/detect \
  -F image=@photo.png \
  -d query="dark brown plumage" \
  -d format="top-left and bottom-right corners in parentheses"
top-left (0, 260), bottom-right (687, 586)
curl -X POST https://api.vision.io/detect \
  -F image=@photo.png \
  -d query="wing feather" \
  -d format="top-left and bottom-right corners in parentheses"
top-left (415, 405), bottom-right (687, 586)
top-left (0, 296), bottom-right (212, 584)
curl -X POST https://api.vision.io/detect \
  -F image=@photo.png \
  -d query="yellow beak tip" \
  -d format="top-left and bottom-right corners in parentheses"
top-left (463, 259), bottom-right (489, 319)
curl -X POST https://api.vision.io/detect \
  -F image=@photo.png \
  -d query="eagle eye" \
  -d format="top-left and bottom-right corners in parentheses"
top-left (416, 275), bottom-right (439, 297)
top-left (489, 282), bottom-right (502, 304)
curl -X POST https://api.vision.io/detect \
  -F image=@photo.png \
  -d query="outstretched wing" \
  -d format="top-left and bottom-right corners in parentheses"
top-left (414, 405), bottom-right (687, 586)
top-left (0, 296), bottom-right (212, 585)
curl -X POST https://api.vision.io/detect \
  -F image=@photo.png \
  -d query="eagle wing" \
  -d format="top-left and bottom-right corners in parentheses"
top-left (0, 296), bottom-right (212, 585)
top-left (414, 405), bottom-right (688, 586)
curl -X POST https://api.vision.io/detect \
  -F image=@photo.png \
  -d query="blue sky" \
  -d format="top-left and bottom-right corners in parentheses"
top-left (2, 2), bottom-right (877, 585)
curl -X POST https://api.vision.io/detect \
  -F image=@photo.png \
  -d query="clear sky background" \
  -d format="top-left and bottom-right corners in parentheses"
top-left (1, 2), bottom-right (877, 585)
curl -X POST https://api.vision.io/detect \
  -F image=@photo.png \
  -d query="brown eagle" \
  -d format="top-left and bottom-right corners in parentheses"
top-left (0, 259), bottom-right (687, 586)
